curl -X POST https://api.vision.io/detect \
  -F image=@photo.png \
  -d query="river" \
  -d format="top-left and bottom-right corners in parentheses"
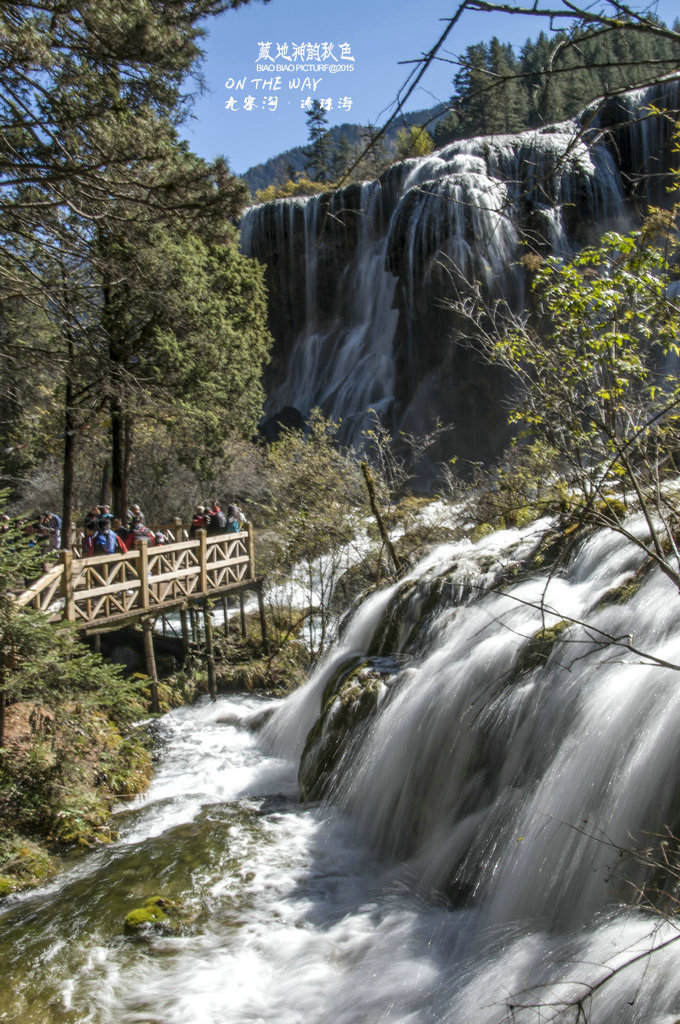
top-left (2, 694), bottom-right (469, 1024)
top-left (4, 519), bottom-right (680, 1023)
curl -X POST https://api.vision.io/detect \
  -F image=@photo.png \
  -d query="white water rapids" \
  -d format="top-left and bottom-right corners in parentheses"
top-left (4, 518), bottom-right (680, 1022)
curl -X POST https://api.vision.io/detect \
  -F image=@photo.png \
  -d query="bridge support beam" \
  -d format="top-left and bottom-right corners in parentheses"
top-left (239, 593), bottom-right (247, 638)
top-left (142, 616), bottom-right (160, 713)
top-left (256, 581), bottom-right (269, 655)
top-left (203, 602), bottom-right (217, 701)
top-left (180, 607), bottom-right (190, 662)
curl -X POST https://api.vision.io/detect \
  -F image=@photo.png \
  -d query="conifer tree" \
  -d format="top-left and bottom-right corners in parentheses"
top-left (305, 101), bottom-right (333, 182)
top-left (0, 0), bottom-right (270, 534)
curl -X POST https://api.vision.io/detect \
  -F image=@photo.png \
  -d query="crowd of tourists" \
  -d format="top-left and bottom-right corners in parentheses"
top-left (82, 499), bottom-right (246, 556)
top-left (9, 499), bottom-right (246, 559)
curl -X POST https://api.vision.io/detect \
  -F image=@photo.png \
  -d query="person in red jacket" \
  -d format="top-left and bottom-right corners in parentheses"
top-left (129, 515), bottom-right (156, 548)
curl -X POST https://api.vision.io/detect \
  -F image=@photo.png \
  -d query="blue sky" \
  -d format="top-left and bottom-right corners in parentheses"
top-left (180, 0), bottom-right (680, 175)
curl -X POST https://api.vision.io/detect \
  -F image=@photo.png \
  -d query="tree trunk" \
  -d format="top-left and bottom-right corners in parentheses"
top-left (111, 396), bottom-right (125, 518)
top-left (100, 459), bottom-right (112, 506)
top-left (62, 373), bottom-right (76, 551)
top-left (361, 461), bottom-right (403, 574)
top-left (111, 400), bottom-right (133, 519)
top-left (0, 677), bottom-right (5, 748)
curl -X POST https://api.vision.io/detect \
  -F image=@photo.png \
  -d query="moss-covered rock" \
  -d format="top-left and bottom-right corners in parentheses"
top-left (596, 496), bottom-right (628, 523)
top-left (299, 661), bottom-right (386, 803)
top-left (124, 895), bottom-right (187, 936)
top-left (513, 621), bottom-right (570, 679)
top-left (594, 560), bottom-right (652, 611)
top-left (367, 578), bottom-right (421, 656)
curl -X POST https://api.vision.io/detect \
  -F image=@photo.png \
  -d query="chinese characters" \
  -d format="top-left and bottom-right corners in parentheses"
top-left (223, 38), bottom-right (355, 117)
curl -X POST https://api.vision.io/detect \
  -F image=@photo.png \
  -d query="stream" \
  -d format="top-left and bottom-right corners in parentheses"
top-left (6, 520), bottom-right (680, 1023)
top-left (1, 695), bottom-right (466, 1024)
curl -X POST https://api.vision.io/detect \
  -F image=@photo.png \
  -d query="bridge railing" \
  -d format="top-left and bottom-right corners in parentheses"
top-left (16, 563), bottom-right (65, 620)
top-left (16, 528), bottom-right (254, 628)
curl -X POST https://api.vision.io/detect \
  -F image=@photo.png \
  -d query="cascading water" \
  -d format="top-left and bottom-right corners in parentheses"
top-left (5, 514), bottom-right (680, 1022)
top-left (242, 81), bottom-right (679, 468)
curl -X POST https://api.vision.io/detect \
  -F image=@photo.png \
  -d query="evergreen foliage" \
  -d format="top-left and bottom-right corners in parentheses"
top-left (305, 101), bottom-right (333, 182)
top-left (435, 19), bottom-right (680, 146)
top-left (0, 0), bottom-right (272, 527)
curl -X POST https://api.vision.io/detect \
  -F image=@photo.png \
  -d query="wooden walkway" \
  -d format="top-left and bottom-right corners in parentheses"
top-left (16, 527), bottom-right (267, 707)
top-left (17, 528), bottom-right (257, 629)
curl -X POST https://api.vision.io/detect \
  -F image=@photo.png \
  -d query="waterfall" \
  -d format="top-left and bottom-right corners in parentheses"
top-left (242, 181), bottom-right (400, 442)
top-left (261, 513), bottom-right (680, 1020)
top-left (5, 515), bottom-right (680, 1022)
top-left (242, 81), bottom-right (679, 468)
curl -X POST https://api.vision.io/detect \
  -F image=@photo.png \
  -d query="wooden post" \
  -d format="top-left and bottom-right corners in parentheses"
top-left (222, 596), bottom-right (230, 638)
top-left (361, 462), bottom-right (403, 573)
top-left (61, 549), bottom-right (75, 621)
top-left (256, 581), bottom-right (269, 654)
top-left (239, 591), bottom-right (247, 638)
top-left (203, 603), bottom-right (217, 701)
top-left (246, 524), bottom-right (255, 579)
top-left (142, 617), bottom-right (160, 713)
top-left (198, 529), bottom-right (208, 594)
top-left (138, 538), bottom-right (150, 612)
top-left (180, 607), bottom-right (190, 661)
top-left (93, 633), bottom-right (101, 654)
top-left (190, 605), bottom-right (198, 643)
top-left (174, 516), bottom-right (183, 543)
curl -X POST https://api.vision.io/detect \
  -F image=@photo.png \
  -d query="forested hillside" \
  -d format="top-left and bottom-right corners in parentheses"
top-left (244, 16), bottom-right (680, 196)
top-left (433, 18), bottom-right (680, 145)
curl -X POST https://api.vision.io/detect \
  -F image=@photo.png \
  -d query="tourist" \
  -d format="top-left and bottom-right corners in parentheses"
top-left (207, 501), bottom-right (227, 534)
top-left (129, 515), bottom-right (156, 548)
top-left (84, 504), bottom-right (100, 529)
top-left (41, 511), bottom-right (62, 550)
top-left (94, 517), bottom-right (127, 555)
top-left (226, 504), bottom-right (240, 533)
top-left (190, 505), bottom-right (206, 537)
top-left (81, 522), bottom-right (97, 557)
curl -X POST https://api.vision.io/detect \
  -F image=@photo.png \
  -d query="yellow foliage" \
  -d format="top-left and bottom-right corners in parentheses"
top-left (254, 177), bottom-right (336, 203)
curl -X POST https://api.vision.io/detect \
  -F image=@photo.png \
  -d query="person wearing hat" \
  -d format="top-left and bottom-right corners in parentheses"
top-left (190, 505), bottom-right (207, 538)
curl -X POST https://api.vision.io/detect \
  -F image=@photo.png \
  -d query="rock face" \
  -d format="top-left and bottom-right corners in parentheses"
top-left (241, 82), bottom-right (679, 477)
top-left (298, 657), bottom-right (387, 803)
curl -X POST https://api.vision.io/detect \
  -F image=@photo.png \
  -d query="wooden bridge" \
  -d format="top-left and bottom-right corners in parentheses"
top-left (16, 527), bottom-right (267, 708)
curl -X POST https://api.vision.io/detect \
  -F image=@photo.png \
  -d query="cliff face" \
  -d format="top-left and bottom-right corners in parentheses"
top-left (241, 82), bottom-right (679, 476)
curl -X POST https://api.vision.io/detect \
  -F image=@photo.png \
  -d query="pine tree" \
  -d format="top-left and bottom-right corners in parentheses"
top-left (305, 101), bottom-right (333, 182)
top-left (454, 43), bottom-right (492, 136)
top-left (487, 38), bottom-right (528, 133)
